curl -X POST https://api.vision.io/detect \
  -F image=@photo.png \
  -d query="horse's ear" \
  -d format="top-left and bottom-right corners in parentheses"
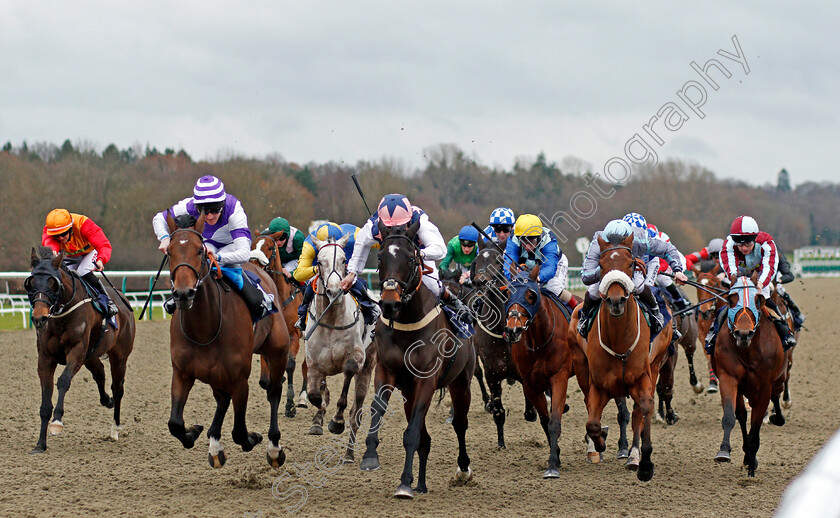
top-left (596, 235), bottom-right (608, 250)
top-left (195, 213), bottom-right (206, 234)
top-left (312, 236), bottom-right (325, 250)
top-left (710, 263), bottom-right (721, 275)
top-left (406, 219), bottom-right (421, 239)
top-left (337, 232), bottom-right (351, 249)
top-left (691, 264), bottom-right (701, 276)
top-left (51, 251), bottom-right (63, 270)
top-left (750, 271), bottom-right (759, 286)
top-left (166, 212), bottom-right (177, 234)
top-left (254, 229), bottom-right (262, 238)
top-left (620, 233), bottom-right (634, 248)
top-left (31, 247), bottom-right (39, 268)
top-left (756, 294), bottom-right (765, 310)
top-left (273, 230), bottom-right (287, 242)
top-left (529, 264), bottom-right (540, 281)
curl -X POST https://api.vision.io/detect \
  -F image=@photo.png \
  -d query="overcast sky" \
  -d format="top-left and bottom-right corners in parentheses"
top-left (1, 1), bottom-right (836, 185)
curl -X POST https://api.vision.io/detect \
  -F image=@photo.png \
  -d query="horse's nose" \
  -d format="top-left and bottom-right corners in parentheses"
top-left (33, 315), bottom-right (48, 329)
top-left (173, 288), bottom-right (196, 309)
top-left (381, 300), bottom-right (401, 317)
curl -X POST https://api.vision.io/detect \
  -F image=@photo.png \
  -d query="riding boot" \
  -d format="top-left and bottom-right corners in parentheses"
top-left (638, 285), bottom-right (663, 335)
top-left (766, 299), bottom-right (797, 350)
top-left (779, 290), bottom-right (806, 327)
top-left (442, 287), bottom-right (474, 326)
top-left (671, 320), bottom-right (682, 343)
top-left (665, 284), bottom-right (691, 312)
top-left (239, 278), bottom-right (267, 319)
top-left (83, 272), bottom-right (119, 317)
top-left (704, 307), bottom-right (727, 355)
top-left (349, 278), bottom-right (380, 326)
top-left (295, 282), bottom-right (315, 331)
top-left (576, 292), bottom-right (600, 338)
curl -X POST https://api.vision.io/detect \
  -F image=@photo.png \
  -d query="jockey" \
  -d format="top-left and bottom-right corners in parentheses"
top-left (153, 175), bottom-right (266, 317)
top-left (339, 194), bottom-right (473, 324)
top-left (482, 207), bottom-right (515, 246)
top-left (646, 227), bottom-right (692, 313)
top-left (775, 248), bottom-right (806, 328)
top-left (293, 222), bottom-right (379, 331)
top-left (439, 225), bottom-right (479, 284)
top-left (257, 216), bottom-right (305, 276)
top-left (42, 209), bottom-right (119, 316)
top-left (577, 219), bottom-right (688, 337)
top-left (704, 215), bottom-right (797, 352)
top-left (685, 238), bottom-right (725, 272)
top-left (502, 214), bottom-right (572, 303)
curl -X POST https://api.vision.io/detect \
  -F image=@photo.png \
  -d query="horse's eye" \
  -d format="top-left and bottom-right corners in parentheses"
top-left (48, 277), bottom-right (60, 292)
top-left (24, 277), bottom-right (33, 291)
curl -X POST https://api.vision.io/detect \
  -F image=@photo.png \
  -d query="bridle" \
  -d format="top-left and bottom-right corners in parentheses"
top-left (505, 281), bottom-right (556, 351)
top-left (169, 228), bottom-right (223, 346)
top-left (256, 234), bottom-right (285, 277)
top-left (25, 265), bottom-right (80, 317)
top-left (379, 233), bottom-right (429, 305)
top-left (315, 242), bottom-right (347, 295)
top-left (599, 245), bottom-right (635, 298)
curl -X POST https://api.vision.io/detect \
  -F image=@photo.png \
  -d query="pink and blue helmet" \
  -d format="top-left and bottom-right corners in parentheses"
top-left (377, 194), bottom-right (413, 226)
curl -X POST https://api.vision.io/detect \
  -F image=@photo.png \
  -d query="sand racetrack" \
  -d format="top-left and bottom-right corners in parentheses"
top-left (1, 278), bottom-right (838, 518)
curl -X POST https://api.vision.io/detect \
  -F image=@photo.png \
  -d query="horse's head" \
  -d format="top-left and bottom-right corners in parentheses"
top-left (312, 232), bottom-right (351, 302)
top-left (503, 265), bottom-right (540, 344)
top-left (693, 264), bottom-right (722, 320)
top-left (726, 275), bottom-right (764, 349)
top-left (597, 233), bottom-right (635, 317)
top-left (166, 213), bottom-right (210, 310)
top-left (26, 247), bottom-right (66, 330)
top-left (377, 219), bottom-right (422, 318)
top-left (249, 230), bottom-right (278, 270)
top-left (471, 248), bottom-right (506, 296)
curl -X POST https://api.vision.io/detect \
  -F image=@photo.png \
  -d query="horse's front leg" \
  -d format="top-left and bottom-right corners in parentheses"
top-left (307, 372), bottom-right (327, 436)
top-left (628, 373), bottom-right (655, 482)
top-left (85, 356), bottom-right (114, 409)
top-left (207, 387), bottom-right (231, 468)
top-left (485, 373), bottom-right (507, 449)
top-left (543, 371), bottom-right (571, 478)
top-left (330, 351), bottom-right (363, 435)
top-left (360, 364), bottom-right (396, 472)
top-left (49, 343), bottom-right (87, 437)
top-left (31, 353), bottom-right (57, 454)
top-left (344, 351), bottom-right (375, 463)
top-left (474, 361), bottom-right (491, 412)
top-left (715, 372), bottom-right (738, 463)
top-left (168, 368), bottom-right (202, 449)
top-left (230, 379), bottom-right (262, 452)
top-left (284, 353), bottom-right (297, 417)
top-left (744, 391), bottom-right (771, 477)
top-left (584, 382), bottom-right (610, 462)
top-left (448, 361), bottom-right (473, 487)
top-left (394, 384), bottom-right (429, 499)
top-left (615, 397), bottom-right (630, 459)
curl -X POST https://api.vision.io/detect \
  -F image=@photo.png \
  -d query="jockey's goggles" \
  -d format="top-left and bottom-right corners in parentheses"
top-left (731, 235), bottom-right (756, 244)
top-left (491, 224), bottom-right (512, 234)
top-left (57, 229), bottom-right (72, 239)
top-left (521, 235), bottom-right (540, 246)
top-left (198, 203), bottom-right (224, 215)
top-left (460, 240), bottom-right (477, 248)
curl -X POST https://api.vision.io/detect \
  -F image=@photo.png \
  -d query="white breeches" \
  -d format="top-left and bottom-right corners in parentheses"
top-left (423, 259), bottom-right (443, 297)
top-left (544, 255), bottom-right (570, 302)
top-left (63, 250), bottom-right (98, 277)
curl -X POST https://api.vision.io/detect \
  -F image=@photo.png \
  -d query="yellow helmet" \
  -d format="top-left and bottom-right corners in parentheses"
top-left (45, 209), bottom-right (73, 235)
top-left (514, 214), bottom-right (543, 237)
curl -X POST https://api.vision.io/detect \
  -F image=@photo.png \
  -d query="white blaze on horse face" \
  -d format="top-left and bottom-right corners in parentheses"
top-left (388, 244), bottom-right (400, 258)
top-left (179, 239), bottom-right (189, 245)
top-left (610, 251), bottom-right (619, 260)
top-left (701, 278), bottom-right (709, 285)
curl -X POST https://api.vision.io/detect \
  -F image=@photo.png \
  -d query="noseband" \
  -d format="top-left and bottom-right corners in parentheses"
top-left (25, 267), bottom-right (77, 316)
top-left (316, 243), bottom-right (346, 294)
top-left (169, 228), bottom-right (216, 292)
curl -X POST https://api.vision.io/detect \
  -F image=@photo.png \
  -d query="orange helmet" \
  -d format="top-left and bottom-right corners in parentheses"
top-left (46, 209), bottom-right (73, 235)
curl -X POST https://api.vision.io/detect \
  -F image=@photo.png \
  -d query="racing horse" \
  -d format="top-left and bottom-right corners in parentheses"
top-left (250, 230), bottom-right (304, 417)
top-left (503, 265), bottom-right (590, 478)
top-left (656, 287), bottom-right (699, 425)
top-left (360, 219), bottom-right (475, 498)
top-left (712, 275), bottom-right (788, 477)
top-left (302, 232), bottom-right (375, 463)
top-left (770, 285), bottom-right (798, 410)
top-left (166, 214), bottom-right (290, 468)
top-left (692, 264), bottom-right (725, 392)
top-left (469, 248), bottom-right (537, 449)
top-left (27, 246), bottom-right (136, 453)
top-left (581, 232), bottom-right (671, 481)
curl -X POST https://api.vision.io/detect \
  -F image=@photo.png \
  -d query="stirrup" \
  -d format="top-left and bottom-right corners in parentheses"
top-left (107, 301), bottom-right (119, 317)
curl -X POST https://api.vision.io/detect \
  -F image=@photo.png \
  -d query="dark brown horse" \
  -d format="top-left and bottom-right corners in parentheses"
top-left (770, 286), bottom-right (797, 410)
top-left (360, 220), bottom-right (475, 498)
top-left (712, 275), bottom-right (787, 477)
top-left (469, 248), bottom-right (537, 449)
top-left (582, 233), bottom-right (671, 481)
top-left (692, 264), bottom-right (724, 392)
top-left (250, 230), bottom-right (304, 417)
top-left (166, 215), bottom-right (290, 468)
top-left (503, 265), bottom-right (589, 478)
top-left (27, 247), bottom-right (135, 454)
top-left (655, 288), bottom-right (699, 425)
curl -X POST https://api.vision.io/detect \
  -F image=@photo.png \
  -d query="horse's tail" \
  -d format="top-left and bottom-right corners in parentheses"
top-left (436, 387), bottom-right (447, 407)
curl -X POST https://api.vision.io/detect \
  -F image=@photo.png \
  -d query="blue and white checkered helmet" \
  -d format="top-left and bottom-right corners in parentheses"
top-left (622, 212), bottom-right (647, 230)
top-left (489, 207), bottom-right (515, 225)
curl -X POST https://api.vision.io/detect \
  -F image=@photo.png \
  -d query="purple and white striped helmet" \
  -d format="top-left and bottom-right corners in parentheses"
top-left (193, 175), bottom-right (226, 204)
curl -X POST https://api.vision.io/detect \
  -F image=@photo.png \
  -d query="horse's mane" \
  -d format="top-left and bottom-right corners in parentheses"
top-left (37, 246), bottom-right (53, 260)
top-left (606, 233), bottom-right (629, 245)
top-left (174, 214), bottom-right (197, 229)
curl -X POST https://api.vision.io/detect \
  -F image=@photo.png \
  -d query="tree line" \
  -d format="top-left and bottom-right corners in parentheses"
top-left (1, 140), bottom-right (837, 274)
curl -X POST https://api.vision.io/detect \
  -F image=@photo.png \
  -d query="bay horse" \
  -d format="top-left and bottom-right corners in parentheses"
top-left (360, 219), bottom-right (475, 498)
top-left (250, 230), bottom-right (304, 417)
top-left (770, 285), bottom-right (797, 410)
top-left (582, 233), bottom-right (671, 481)
top-left (166, 214), bottom-right (290, 468)
top-left (503, 265), bottom-right (589, 478)
top-left (26, 246), bottom-right (135, 454)
top-left (302, 233), bottom-right (375, 464)
top-left (692, 264), bottom-right (725, 392)
top-left (469, 248), bottom-right (537, 449)
top-left (656, 287), bottom-right (699, 425)
top-left (712, 275), bottom-right (787, 477)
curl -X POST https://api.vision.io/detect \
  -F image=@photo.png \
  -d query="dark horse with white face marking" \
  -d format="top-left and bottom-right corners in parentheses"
top-left (360, 219), bottom-right (476, 499)
top-left (26, 246), bottom-right (135, 454)
top-left (166, 215), bottom-right (290, 468)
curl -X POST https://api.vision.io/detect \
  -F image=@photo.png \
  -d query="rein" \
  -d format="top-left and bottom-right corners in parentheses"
top-left (254, 234), bottom-right (300, 307)
top-left (596, 298), bottom-right (642, 362)
top-left (379, 233), bottom-right (430, 307)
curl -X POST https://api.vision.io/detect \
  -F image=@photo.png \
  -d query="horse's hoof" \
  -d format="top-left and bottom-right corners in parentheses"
top-left (414, 484), bottom-right (428, 494)
top-left (267, 448), bottom-right (286, 468)
top-left (543, 468), bottom-right (560, 479)
top-left (484, 401), bottom-right (494, 413)
top-left (769, 412), bottom-right (785, 427)
top-left (308, 425), bottom-right (323, 436)
top-left (625, 447), bottom-right (640, 471)
top-left (48, 421), bottom-right (64, 436)
top-left (208, 450), bottom-right (227, 468)
top-left (343, 454), bottom-right (355, 464)
top-left (285, 407), bottom-right (297, 418)
top-left (102, 396), bottom-right (115, 409)
top-left (692, 383), bottom-right (705, 394)
top-left (110, 424), bottom-right (123, 441)
top-left (782, 399), bottom-right (792, 410)
top-left (360, 457), bottom-right (380, 471)
top-left (30, 446), bottom-right (46, 455)
top-left (454, 466), bottom-right (473, 482)
top-left (637, 464), bottom-right (654, 482)
top-left (563, 403), bottom-right (570, 414)
top-left (587, 451), bottom-right (603, 464)
top-left (666, 412), bottom-right (680, 426)
top-left (715, 450), bottom-right (731, 463)
top-left (524, 409), bottom-right (537, 422)
top-left (616, 448), bottom-right (630, 460)
top-left (394, 484), bottom-right (415, 499)
top-left (327, 420), bottom-right (345, 435)
top-left (297, 391), bottom-right (309, 408)
top-left (497, 442), bottom-right (506, 450)
top-left (655, 411), bottom-right (665, 423)
top-left (445, 415), bottom-right (454, 425)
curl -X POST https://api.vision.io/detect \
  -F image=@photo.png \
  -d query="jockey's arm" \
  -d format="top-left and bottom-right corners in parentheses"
top-left (536, 241), bottom-right (559, 284)
top-left (79, 217), bottom-right (113, 266)
top-left (152, 198), bottom-right (194, 252)
top-left (439, 239), bottom-right (457, 272)
top-left (344, 220), bottom-right (377, 288)
top-left (415, 216), bottom-right (447, 261)
top-left (645, 258), bottom-right (660, 286)
top-left (213, 205), bottom-right (252, 265)
top-left (756, 237), bottom-right (779, 290)
top-left (580, 235), bottom-right (603, 286)
top-left (502, 237), bottom-right (521, 280)
top-left (292, 241), bottom-right (318, 283)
